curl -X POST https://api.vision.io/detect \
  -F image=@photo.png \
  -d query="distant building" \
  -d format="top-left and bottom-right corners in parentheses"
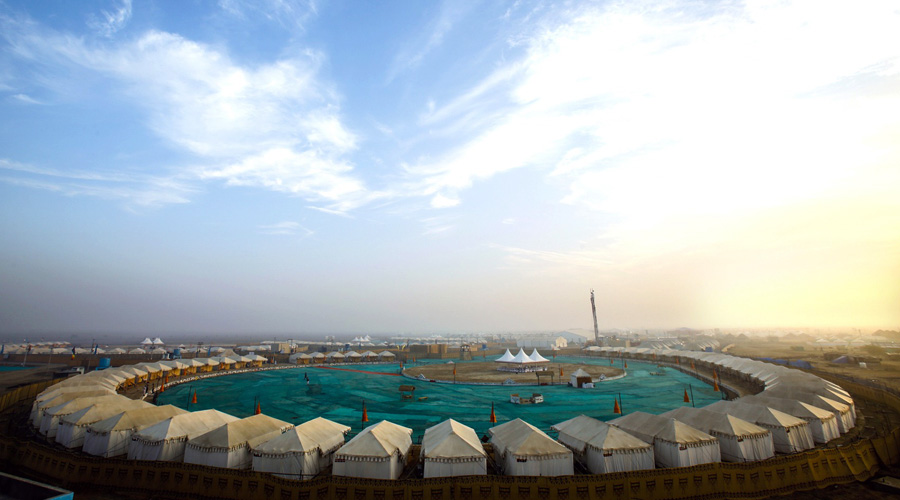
top-left (556, 331), bottom-right (589, 345)
top-left (516, 336), bottom-right (567, 349)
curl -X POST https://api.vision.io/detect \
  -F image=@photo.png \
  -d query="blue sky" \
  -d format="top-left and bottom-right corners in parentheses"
top-left (1, 0), bottom-right (899, 337)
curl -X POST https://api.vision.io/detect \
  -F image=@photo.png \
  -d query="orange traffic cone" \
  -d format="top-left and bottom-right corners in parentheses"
top-left (160, 384), bottom-right (165, 392)
top-left (713, 379), bottom-right (720, 392)
top-left (362, 403), bottom-right (369, 423)
top-left (613, 398), bottom-right (621, 414)
top-left (559, 367), bottom-right (564, 377)
top-left (624, 360), bottom-right (628, 369)
top-left (255, 401), bottom-right (261, 415)
top-left (490, 402), bottom-right (497, 423)
top-left (683, 388), bottom-right (690, 403)
top-left (191, 391), bottom-right (197, 404)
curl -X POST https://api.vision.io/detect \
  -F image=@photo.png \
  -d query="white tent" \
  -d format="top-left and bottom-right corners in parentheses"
top-left (150, 347), bottom-right (167, 355)
top-left (40, 395), bottom-right (132, 438)
top-left (141, 338), bottom-right (153, 346)
top-left (128, 410), bottom-right (239, 462)
top-left (251, 417), bottom-right (351, 479)
top-left (660, 407), bottom-right (774, 462)
top-left (184, 414), bottom-right (293, 469)
top-left (510, 349), bottom-right (533, 364)
top-left (83, 405), bottom-right (187, 457)
top-left (739, 395), bottom-right (840, 443)
top-left (757, 388), bottom-right (854, 433)
top-left (552, 415), bottom-right (653, 474)
top-left (569, 369), bottom-right (593, 388)
top-left (705, 401), bottom-right (814, 453)
top-left (528, 349), bottom-right (549, 363)
top-left (333, 421), bottom-right (413, 480)
top-left (421, 419), bottom-right (487, 478)
top-left (495, 349), bottom-right (515, 363)
top-left (378, 351), bottom-right (395, 360)
top-left (489, 419), bottom-right (573, 476)
top-left (152, 338), bottom-right (164, 345)
top-left (609, 412), bottom-right (721, 468)
top-left (129, 348), bottom-right (147, 354)
top-left (55, 400), bottom-right (151, 449)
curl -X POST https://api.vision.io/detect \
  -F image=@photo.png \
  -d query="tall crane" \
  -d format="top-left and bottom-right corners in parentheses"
top-left (590, 289), bottom-right (600, 345)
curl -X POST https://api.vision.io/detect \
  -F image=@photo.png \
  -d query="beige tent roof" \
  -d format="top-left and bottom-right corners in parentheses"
top-left (705, 400), bottom-right (806, 428)
top-left (160, 360), bottom-right (190, 370)
top-left (312, 352), bottom-right (326, 358)
top-left (609, 411), bottom-right (718, 446)
top-left (37, 387), bottom-right (115, 404)
top-left (89, 405), bottom-right (188, 435)
top-left (194, 357), bottom-right (220, 366)
top-left (211, 356), bottom-right (237, 365)
top-left (133, 410), bottom-right (239, 443)
top-left (422, 419), bottom-right (486, 460)
top-left (326, 352), bottom-right (344, 358)
top-left (188, 414), bottom-right (293, 451)
top-left (378, 351), bottom-right (395, 357)
top-left (570, 368), bottom-right (591, 378)
top-left (489, 419), bottom-right (570, 457)
top-left (741, 395), bottom-right (837, 421)
top-left (336, 420), bottom-right (413, 458)
top-left (552, 415), bottom-right (651, 453)
top-left (660, 407), bottom-right (769, 439)
top-left (119, 366), bottom-right (150, 377)
top-left (45, 395), bottom-right (132, 417)
top-left (60, 400), bottom-right (152, 426)
top-left (253, 417), bottom-right (350, 456)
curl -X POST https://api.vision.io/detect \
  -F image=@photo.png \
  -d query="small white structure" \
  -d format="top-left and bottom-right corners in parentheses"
top-left (569, 369), bottom-right (594, 388)
top-left (251, 417), bottom-right (351, 479)
top-left (516, 336), bottom-right (568, 349)
top-left (333, 421), bottom-right (413, 480)
top-left (489, 419), bottom-right (573, 476)
top-left (421, 419), bottom-right (487, 478)
top-left (128, 410), bottom-right (240, 462)
top-left (609, 412), bottom-right (721, 468)
top-left (660, 407), bottom-right (774, 462)
top-left (184, 414), bottom-right (293, 469)
top-left (83, 405), bottom-right (187, 457)
top-left (552, 415), bottom-right (654, 474)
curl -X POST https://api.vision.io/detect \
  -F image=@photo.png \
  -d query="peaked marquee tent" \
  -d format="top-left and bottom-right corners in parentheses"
top-left (421, 419), bottom-right (487, 478)
top-left (83, 405), bottom-right (187, 457)
top-left (128, 410), bottom-right (240, 462)
top-left (552, 415), bottom-right (654, 474)
top-left (55, 400), bottom-right (151, 449)
top-left (609, 412), bottom-right (721, 468)
top-left (184, 414), bottom-right (293, 469)
top-left (489, 419), bottom-right (573, 476)
top-left (660, 407), bottom-right (774, 462)
top-left (704, 401), bottom-right (814, 453)
top-left (251, 417), bottom-right (351, 479)
top-left (332, 421), bottom-right (413, 480)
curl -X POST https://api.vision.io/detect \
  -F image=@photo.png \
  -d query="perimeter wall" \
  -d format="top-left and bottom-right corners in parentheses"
top-left (2, 376), bottom-right (899, 500)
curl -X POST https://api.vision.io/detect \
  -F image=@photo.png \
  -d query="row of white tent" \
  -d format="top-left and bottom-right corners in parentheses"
top-left (495, 348), bottom-right (550, 364)
top-left (288, 351), bottom-right (396, 363)
top-left (25, 349), bottom-right (855, 479)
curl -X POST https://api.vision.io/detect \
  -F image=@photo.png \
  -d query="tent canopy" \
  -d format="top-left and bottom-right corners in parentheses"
top-left (337, 421), bottom-right (413, 459)
top-left (422, 419), bottom-right (486, 460)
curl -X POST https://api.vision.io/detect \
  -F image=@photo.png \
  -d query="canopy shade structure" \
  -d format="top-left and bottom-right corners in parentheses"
top-left (421, 419), bottom-right (487, 478)
top-left (128, 410), bottom-right (240, 462)
top-left (659, 407), bottom-right (774, 462)
top-left (495, 349), bottom-right (515, 363)
top-left (184, 414), bottom-right (293, 469)
top-left (552, 415), bottom-right (654, 474)
top-left (55, 400), bottom-right (152, 449)
top-left (489, 419), bottom-right (573, 477)
top-left (609, 412), bottom-right (721, 469)
top-left (528, 349), bottom-right (549, 363)
top-left (738, 395), bottom-right (840, 444)
top-left (251, 417), bottom-right (351, 479)
top-left (704, 401), bottom-right (814, 453)
top-left (333, 421), bottom-right (413, 480)
top-left (83, 405), bottom-right (187, 458)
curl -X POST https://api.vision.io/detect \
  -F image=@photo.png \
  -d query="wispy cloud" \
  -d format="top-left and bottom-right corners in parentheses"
top-left (87, 0), bottom-right (132, 38)
top-left (259, 220), bottom-right (313, 236)
top-left (9, 93), bottom-right (44, 105)
top-left (1, 16), bottom-right (371, 213)
top-left (387, 0), bottom-right (474, 83)
top-left (218, 0), bottom-right (317, 31)
top-left (0, 158), bottom-right (195, 208)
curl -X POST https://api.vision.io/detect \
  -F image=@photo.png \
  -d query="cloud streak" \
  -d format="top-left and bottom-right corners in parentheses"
top-left (87, 0), bottom-right (133, 38)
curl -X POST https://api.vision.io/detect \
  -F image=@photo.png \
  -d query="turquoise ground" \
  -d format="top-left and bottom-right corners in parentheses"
top-left (158, 356), bottom-right (723, 442)
top-left (0, 365), bottom-right (31, 371)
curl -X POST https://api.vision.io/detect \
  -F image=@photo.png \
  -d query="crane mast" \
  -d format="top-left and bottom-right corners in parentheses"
top-left (590, 289), bottom-right (600, 345)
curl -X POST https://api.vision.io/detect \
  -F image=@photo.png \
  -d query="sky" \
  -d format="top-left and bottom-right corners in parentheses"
top-left (1, 0), bottom-right (899, 338)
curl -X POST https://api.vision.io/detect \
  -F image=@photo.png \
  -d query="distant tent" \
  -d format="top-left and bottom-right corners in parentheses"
top-left (128, 410), bottom-right (239, 462)
top-left (552, 415), bottom-right (654, 474)
top-left (251, 417), bottom-right (351, 479)
top-left (495, 349), bottom-right (515, 363)
top-left (528, 349), bottom-right (549, 363)
top-left (184, 414), bottom-right (293, 469)
top-left (421, 419), bottom-right (487, 478)
top-left (377, 351), bottom-right (395, 360)
top-left (659, 407), bottom-right (774, 462)
top-left (140, 338), bottom-right (153, 346)
top-left (609, 412), bottom-right (721, 468)
top-left (738, 395), bottom-right (840, 444)
top-left (129, 348), bottom-right (147, 354)
top-left (333, 421), bottom-right (413, 480)
top-left (82, 405), bottom-right (187, 457)
top-left (489, 419), bottom-right (574, 476)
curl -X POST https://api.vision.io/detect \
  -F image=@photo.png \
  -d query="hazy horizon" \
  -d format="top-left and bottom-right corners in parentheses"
top-left (2, 1), bottom-right (898, 336)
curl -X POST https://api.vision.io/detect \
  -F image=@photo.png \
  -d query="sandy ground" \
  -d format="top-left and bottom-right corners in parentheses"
top-left (402, 361), bottom-right (623, 384)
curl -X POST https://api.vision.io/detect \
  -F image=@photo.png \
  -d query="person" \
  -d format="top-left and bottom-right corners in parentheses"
top-left (304, 372), bottom-right (309, 384)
